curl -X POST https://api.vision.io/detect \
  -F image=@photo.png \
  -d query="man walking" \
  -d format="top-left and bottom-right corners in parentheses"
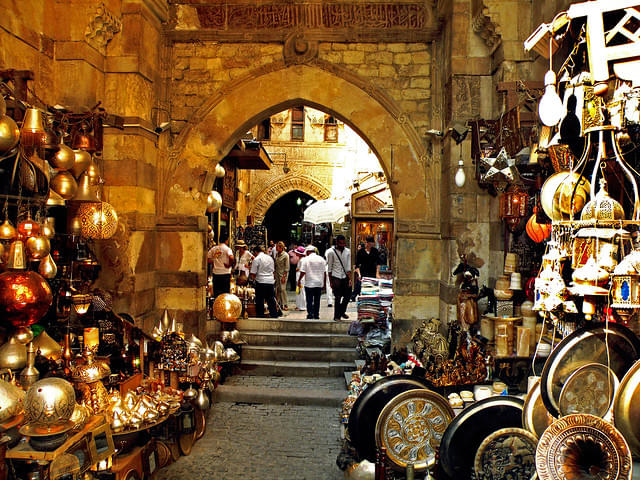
top-left (326, 235), bottom-right (352, 321)
top-left (207, 234), bottom-right (235, 298)
top-left (298, 245), bottom-right (326, 320)
top-left (274, 241), bottom-right (290, 311)
top-left (250, 245), bottom-right (280, 318)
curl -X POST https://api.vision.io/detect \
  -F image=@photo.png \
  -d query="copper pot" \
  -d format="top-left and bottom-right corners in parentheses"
top-left (0, 115), bottom-right (20, 152)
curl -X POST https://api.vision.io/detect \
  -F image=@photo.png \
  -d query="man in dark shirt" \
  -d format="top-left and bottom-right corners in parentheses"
top-left (355, 236), bottom-right (381, 279)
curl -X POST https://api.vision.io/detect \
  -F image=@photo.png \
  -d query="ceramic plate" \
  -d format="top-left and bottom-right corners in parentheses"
top-left (375, 388), bottom-right (453, 471)
top-left (347, 375), bottom-right (431, 462)
top-left (439, 395), bottom-right (524, 479)
top-left (522, 378), bottom-right (555, 439)
top-left (558, 362), bottom-right (618, 418)
top-left (540, 322), bottom-right (640, 418)
top-left (613, 359), bottom-right (640, 458)
top-left (536, 413), bottom-right (632, 480)
top-left (474, 427), bottom-right (538, 480)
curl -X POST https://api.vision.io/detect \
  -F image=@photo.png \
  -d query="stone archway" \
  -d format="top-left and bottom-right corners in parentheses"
top-left (250, 175), bottom-right (331, 222)
top-left (170, 62), bottom-right (443, 342)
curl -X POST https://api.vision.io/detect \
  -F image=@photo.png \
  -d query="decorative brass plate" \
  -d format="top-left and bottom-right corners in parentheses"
top-left (558, 363), bottom-right (617, 418)
top-left (536, 414), bottom-right (632, 480)
top-left (540, 323), bottom-right (640, 418)
top-left (613, 359), bottom-right (640, 458)
top-left (178, 430), bottom-right (197, 456)
top-left (474, 428), bottom-right (538, 480)
top-left (522, 378), bottom-right (555, 439)
top-left (375, 388), bottom-right (453, 471)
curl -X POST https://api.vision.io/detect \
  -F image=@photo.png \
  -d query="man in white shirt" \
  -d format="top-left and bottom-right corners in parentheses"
top-left (298, 245), bottom-right (326, 319)
top-left (207, 234), bottom-right (235, 298)
top-left (326, 235), bottom-right (352, 321)
top-left (249, 245), bottom-right (280, 318)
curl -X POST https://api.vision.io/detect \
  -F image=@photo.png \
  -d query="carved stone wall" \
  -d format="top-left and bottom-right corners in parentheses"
top-left (250, 176), bottom-right (332, 221)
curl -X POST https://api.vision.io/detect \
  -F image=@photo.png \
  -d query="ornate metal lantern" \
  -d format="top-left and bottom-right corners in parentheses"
top-left (499, 186), bottom-right (529, 232)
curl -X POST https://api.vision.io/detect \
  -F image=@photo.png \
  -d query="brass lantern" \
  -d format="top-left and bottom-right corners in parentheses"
top-left (71, 348), bottom-right (111, 414)
top-left (76, 201), bottom-right (118, 239)
top-left (499, 186), bottom-right (529, 232)
top-left (611, 251), bottom-right (640, 322)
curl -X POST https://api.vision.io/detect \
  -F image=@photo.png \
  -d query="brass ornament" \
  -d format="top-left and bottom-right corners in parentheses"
top-left (41, 217), bottom-right (55, 239)
top-left (85, 161), bottom-right (100, 185)
top-left (22, 377), bottom-right (76, 430)
top-left (77, 201), bottom-right (118, 239)
top-left (212, 293), bottom-right (242, 322)
top-left (46, 189), bottom-right (66, 207)
top-left (375, 388), bottom-right (454, 471)
top-left (214, 163), bottom-right (225, 178)
top-left (50, 142), bottom-right (75, 171)
top-left (19, 342), bottom-right (39, 389)
top-left (51, 171), bottom-right (78, 200)
top-left (72, 172), bottom-right (99, 202)
top-left (0, 114), bottom-right (20, 152)
top-left (0, 270), bottom-right (53, 327)
top-left (26, 235), bottom-right (51, 260)
top-left (522, 378), bottom-right (555, 439)
top-left (6, 239), bottom-right (27, 269)
top-left (613, 360), bottom-right (640, 458)
top-left (0, 377), bottom-right (25, 422)
top-left (13, 327), bottom-right (34, 344)
top-left (38, 253), bottom-right (58, 279)
top-left (32, 330), bottom-right (62, 361)
top-left (194, 388), bottom-right (210, 411)
top-left (71, 150), bottom-right (91, 178)
top-left (0, 335), bottom-right (27, 370)
top-left (20, 108), bottom-right (46, 148)
top-left (474, 428), bottom-right (537, 480)
top-left (536, 414), bottom-right (632, 480)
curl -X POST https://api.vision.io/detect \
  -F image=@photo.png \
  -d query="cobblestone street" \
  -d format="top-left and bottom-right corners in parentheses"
top-left (157, 379), bottom-right (346, 480)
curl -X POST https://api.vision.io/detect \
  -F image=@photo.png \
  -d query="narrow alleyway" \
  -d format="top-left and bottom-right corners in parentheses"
top-left (158, 292), bottom-right (354, 479)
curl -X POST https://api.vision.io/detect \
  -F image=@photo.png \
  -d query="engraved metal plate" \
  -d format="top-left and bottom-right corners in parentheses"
top-left (558, 363), bottom-right (617, 418)
top-left (613, 359), bottom-right (640, 458)
top-left (375, 388), bottom-right (453, 471)
top-left (536, 414), bottom-right (632, 480)
top-left (474, 428), bottom-right (538, 480)
top-left (522, 378), bottom-right (555, 439)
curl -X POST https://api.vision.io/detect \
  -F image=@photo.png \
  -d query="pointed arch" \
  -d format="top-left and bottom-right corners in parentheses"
top-left (249, 176), bottom-right (331, 222)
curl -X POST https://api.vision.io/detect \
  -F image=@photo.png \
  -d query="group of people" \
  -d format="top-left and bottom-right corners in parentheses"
top-left (208, 233), bottom-right (382, 321)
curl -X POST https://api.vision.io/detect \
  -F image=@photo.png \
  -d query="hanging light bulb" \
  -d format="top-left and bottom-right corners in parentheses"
top-left (538, 70), bottom-right (564, 127)
top-left (454, 159), bottom-right (466, 188)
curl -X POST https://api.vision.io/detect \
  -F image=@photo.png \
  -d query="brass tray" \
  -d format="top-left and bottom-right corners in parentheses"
top-left (522, 378), bottom-right (554, 439)
top-left (558, 362), bottom-right (617, 418)
top-left (540, 322), bottom-right (640, 418)
top-left (473, 428), bottom-right (538, 480)
top-left (613, 359), bottom-right (640, 458)
top-left (374, 388), bottom-right (453, 472)
top-left (19, 420), bottom-right (75, 437)
top-left (178, 430), bottom-right (196, 456)
top-left (536, 413), bottom-right (632, 480)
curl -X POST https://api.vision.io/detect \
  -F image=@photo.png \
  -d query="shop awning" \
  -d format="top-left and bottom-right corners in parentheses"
top-left (225, 139), bottom-right (272, 170)
top-left (303, 199), bottom-right (350, 224)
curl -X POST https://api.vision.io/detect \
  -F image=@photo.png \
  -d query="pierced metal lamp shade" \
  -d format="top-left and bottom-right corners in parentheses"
top-left (77, 201), bottom-right (118, 239)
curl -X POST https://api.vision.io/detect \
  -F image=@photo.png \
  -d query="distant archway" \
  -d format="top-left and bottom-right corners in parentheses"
top-left (250, 175), bottom-right (331, 222)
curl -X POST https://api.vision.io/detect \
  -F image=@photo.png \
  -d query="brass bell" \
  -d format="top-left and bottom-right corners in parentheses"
top-left (0, 114), bottom-right (20, 152)
top-left (51, 171), bottom-right (78, 200)
top-left (0, 219), bottom-right (16, 240)
top-left (71, 123), bottom-right (96, 153)
top-left (6, 240), bottom-right (27, 270)
top-left (26, 235), bottom-right (50, 259)
top-left (50, 142), bottom-right (75, 171)
top-left (72, 172), bottom-right (100, 202)
top-left (71, 150), bottom-right (91, 178)
top-left (20, 107), bottom-right (46, 149)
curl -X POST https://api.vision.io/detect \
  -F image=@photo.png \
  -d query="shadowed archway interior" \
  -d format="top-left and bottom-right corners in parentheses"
top-left (263, 190), bottom-right (314, 244)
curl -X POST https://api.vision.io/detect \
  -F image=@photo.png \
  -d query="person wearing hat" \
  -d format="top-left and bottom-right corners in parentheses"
top-left (298, 245), bottom-right (327, 319)
top-left (234, 240), bottom-right (252, 286)
top-left (293, 246), bottom-right (307, 311)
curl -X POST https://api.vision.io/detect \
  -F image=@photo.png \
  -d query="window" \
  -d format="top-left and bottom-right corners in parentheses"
top-left (291, 106), bottom-right (304, 141)
top-left (257, 118), bottom-right (271, 140)
top-left (324, 115), bottom-right (338, 142)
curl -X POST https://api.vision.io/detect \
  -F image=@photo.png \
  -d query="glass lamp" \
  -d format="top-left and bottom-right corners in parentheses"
top-left (77, 202), bottom-right (118, 239)
top-left (499, 187), bottom-right (529, 232)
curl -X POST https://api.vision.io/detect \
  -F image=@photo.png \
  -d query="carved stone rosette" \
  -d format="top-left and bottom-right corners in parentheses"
top-left (283, 32), bottom-right (318, 66)
top-left (85, 3), bottom-right (122, 48)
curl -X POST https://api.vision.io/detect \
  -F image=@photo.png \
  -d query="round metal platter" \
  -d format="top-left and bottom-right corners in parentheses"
top-left (540, 322), bottom-right (640, 418)
top-left (374, 388), bottom-right (453, 472)
top-left (439, 395), bottom-right (524, 479)
top-left (522, 378), bottom-right (555, 439)
top-left (473, 427), bottom-right (538, 480)
top-left (536, 413), bottom-right (632, 480)
top-left (348, 375), bottom-right (431, 462)
top-left (558, 362), bottom-right (618, 418)
top-left (613, 359), bottom-right (640, 458)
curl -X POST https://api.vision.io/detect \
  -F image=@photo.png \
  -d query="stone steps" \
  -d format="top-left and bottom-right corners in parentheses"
top-left (242, 330), bottom-right (356, 347)
top-left (239, 359), bottom-right (355, 377)
top-left (215, 384), bottom-right (345, 407)
top-left (242, 345), bottom-right (359, 362)
top-left (235, 317), bottom-right (351, 334)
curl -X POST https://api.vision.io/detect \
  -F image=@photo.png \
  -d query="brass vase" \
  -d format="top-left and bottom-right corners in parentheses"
top-left (19, 342), bottom-right (39, 389)
top-left (0, 335), bottom-right (27, 370)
